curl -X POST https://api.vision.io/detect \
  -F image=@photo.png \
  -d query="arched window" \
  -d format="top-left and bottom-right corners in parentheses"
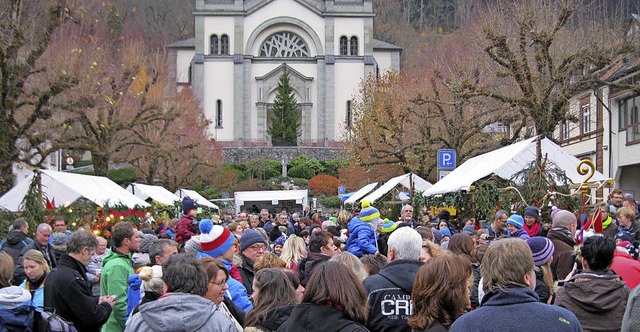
top-left (221, 35), bottom-right (229, 55)
top-left (260, 31), bottom-right (310, 57)
top-left (350, 36), bottom-right (358, 56)
top-left (216, 99), bottom-right (223, 127)
top-left (346, 100), bottom-right (352, 127)
top-left (339, 36), bottom-right (348, 56)
top-left (210, 35), bottom-right (219, 55)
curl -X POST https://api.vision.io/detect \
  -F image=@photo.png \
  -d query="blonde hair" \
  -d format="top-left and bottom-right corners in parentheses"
top-left (481, 238), bottom-right (534, 293)
top-left (139, 265), bottom-right (164, 293)
top-left (254, 253), bottom-right (287, 271)
top-left (330, 252), bottom-right (368, 282)
top-left (280, 235), bottom-right (306, 269)
top-left (617, 207), bottom-right (635, 221)
top-left (23, 249), bottom-right (51, 273)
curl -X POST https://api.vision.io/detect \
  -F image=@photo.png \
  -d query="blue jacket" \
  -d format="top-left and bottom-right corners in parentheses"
top-left (346, 217), bottom-right (378, 257)
top-left (510, 228), bottom-right (531, 241)
top-left (450, 286), bottom-right (582, 332)
top-left (19, 279), bottom-right (44, 311)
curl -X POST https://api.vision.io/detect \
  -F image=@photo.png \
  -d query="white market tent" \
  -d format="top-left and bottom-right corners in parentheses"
top-left (127, 183), bottom-right (181, 206)
top-left (361, 173), bottom-right (433, 204)
top-left (234, 190), bottom-right (308, 213)
top-left (0, 169), bottom-right (150, 211)
top-left (423, 136), bottom-right (610, 196)
top-left (175, 189), bottom-right (219, 209)
top-left (343, 182), bottom-right (379, 205)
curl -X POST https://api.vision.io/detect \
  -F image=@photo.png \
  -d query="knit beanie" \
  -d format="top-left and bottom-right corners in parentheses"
top-left (182, 197), bottom-right (197, 214)
top-left (507, 214), bottom-right (524, 229)
top-left (524, 206), bottom-right (539, 219)
top-left (381, 219), bottom-right (398, 233)
top-left (239, 229), bottom-right (268, 252)
top-left (462, 225), bottom-right (477, 236)
top-left (199, 219), bottom-right (235, 258)
top-left (184, 235), bottom-right (203, 255)
top-left (138, 233), bottom-right (158, 254)
top-left (359, 201), bottom-right (381, 227)
top-left (526, 236), bottom-right (555, 266)
top-left (432, 229), bottom-right (443, 244)
top-left (615, 231), bottom-right (631, 242)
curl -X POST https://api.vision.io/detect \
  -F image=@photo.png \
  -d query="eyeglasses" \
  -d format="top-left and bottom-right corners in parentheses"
top-left (248, 244), bottom-right (266, 251)
top-left (210, 279), bottom-right (226, 287)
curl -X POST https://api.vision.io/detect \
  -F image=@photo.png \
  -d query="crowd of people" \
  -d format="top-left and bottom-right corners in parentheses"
top-left (1, 190), bottom-right (640, 331)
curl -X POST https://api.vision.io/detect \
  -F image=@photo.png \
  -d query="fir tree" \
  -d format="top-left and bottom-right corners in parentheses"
top-left (268, 67), bottom-right (301, 146)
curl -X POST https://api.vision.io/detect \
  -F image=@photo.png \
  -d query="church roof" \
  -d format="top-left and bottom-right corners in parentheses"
top-left (168, 37), bottom-right (402, 52)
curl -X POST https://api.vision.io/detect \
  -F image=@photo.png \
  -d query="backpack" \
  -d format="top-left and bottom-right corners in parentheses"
top-left (33, 309), bottom-right (78, 332)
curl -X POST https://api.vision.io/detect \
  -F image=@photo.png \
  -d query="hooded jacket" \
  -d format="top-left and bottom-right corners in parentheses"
top-left (0, 286), bottom-right (34, 331)
top-left (363, 259), bottom-right (424, 332)
top-left (125, 292), bottom-right (236, 332)
top-left (547, 227), bottom-right (577, 280)
top-left (246, 304), bottom-right (294, 332)
top-left (509, 227), bottom-right (531, 241)
top-left (611, 249), bottom-right (640, 289)
top-left (555, 270), bottom-right (629, 331)
top-left (100, 248), bottom-right (134, 332)
top-left (347, 217), bottom-right (378, 257)
top-left (221, 258), bottom-right (252, 312)
top-left (450, 286), bottom-right (581, 332)
top-left (277, 303), bottom-right (368, 332)
top-left (297, 252), bottom-right (331, 287)
top-left (1, 230), bottom-right (32, 267)
top-left (14, 240), bottom-right (56, 286)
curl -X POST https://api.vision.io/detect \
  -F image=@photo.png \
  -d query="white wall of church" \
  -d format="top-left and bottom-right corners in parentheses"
top-left (176, 50), bottom-right (195, 83)
top-left (373, 51), bottom-right (393, 73)
top-left (204, 16), bottom-right (235, 55)
top-left (334, 18), bottom-right (365, 55)
top-left (203, 61), bottom-right (235, 141)
top-left (334, 62), bottom-right (364, 136)
top-left (244, 0), bottom-right (325, 54)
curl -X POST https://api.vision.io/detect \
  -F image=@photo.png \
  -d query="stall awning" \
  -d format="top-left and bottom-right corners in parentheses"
top-left (127, 183), bottom-right (181, 206)
top-left (423, 136), bottom-right (610, 196)
top-left (343, 182), bottom-right (378, 205)
top-left (0, 170), bottom-right (150, 211)
top-left (175, 189), bottom-right (218, 209)
top-left (361, 173), bottom-right (432, 204)
top-left (234, 190), bottom-right (308, 212)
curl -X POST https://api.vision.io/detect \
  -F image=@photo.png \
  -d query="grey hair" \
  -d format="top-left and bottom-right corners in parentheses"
top-left (12, 218), bottom-right (28, 230)
top-left (494, 210), bottom-right (508, 220)
top-left (552, 210), bottom-right (576, 229)
top-left (149, 239), bottom-right (178, 265)
top-left (162, 253), bottom-right (208, 296)
top-left (36, 223), bottom-right (52, 233)
top-left (66, 231), bottom-right (99, 254)
top-left (387, 227), bottom-right (422, 261)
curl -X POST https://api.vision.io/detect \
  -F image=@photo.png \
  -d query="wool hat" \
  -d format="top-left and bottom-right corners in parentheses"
top-left (438, 210), bottom-right (451, 221)
top-left (507, 214), bottom-right (524, 229)
top-left (274, 236), bottom-right (286, 247)
top-left (359, 201), bottom-right (381, 224)
top-left (526, 236), bottom-right (555, 266)
top-left (139, 233), bottom-right (158, 254)
top-left (184, 235), bottom-right (203, 255)
top-left (182, 197), bottom-right (197, 214)
top-left (614, 231), bottom-right (631, 242)
top-left (432, 229), bottom-right (443, 244)
top-left (199, 219), bottom-right (235, 258)
top-left (440, 227), bottom-right (452, 238)
top-left (381, 219), bottom-right (398, 233)
top-left (524, 206), bottom-right (539, 219)
top-left (462, 225), bottom-right (477, 236)
top-left (239, 229), bottom-right (268, 252)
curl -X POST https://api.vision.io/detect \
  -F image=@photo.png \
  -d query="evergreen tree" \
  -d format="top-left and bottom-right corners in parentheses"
top-left (268, 67), bottom-right (301, 146)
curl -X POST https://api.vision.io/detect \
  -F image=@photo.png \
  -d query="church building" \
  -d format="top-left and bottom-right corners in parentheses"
top-left (169, 0), bottom-right (401, 146)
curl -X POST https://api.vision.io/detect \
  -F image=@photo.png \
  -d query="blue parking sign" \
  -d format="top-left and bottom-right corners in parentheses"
top-left (438, 149), bottom-right (457, 170)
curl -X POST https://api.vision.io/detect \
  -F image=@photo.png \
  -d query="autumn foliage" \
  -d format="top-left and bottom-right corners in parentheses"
top-left (308, 174), bottom-right (342, 196)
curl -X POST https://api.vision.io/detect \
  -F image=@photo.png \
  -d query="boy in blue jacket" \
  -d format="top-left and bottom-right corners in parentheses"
top-left (347, 201), bottom-right (382, 257)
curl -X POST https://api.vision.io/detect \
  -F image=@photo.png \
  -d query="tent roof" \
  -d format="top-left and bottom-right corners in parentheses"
top-left (361, 173), bottom-right (433, 204)
top-left (423, 136), bottom-right (610, 196)
top-left (234, 190), bottom-right (308, 203)
top-left (0, 170), bottom-right (150, 211)
top-left (344, 182), bottom-right (378, 204)
top-left (175, 189), bottom-right (218, 209)
top-left (127, 183), bottom-right (181, 206)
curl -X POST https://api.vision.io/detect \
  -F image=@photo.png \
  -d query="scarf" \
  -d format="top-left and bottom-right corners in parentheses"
top-left (602, 216), bottom-right (613, 229)
top-left (552, 226), bottom-right (573, 240)
top-left (524, 221), bottom-right (541, 238)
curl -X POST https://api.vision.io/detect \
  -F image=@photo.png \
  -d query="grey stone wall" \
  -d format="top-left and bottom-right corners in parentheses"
top-left (222, 147), bottom-right (347, 164)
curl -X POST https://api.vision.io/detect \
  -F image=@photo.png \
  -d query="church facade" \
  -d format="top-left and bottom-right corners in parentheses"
top-left (169, 0), bottom-right (401, 146)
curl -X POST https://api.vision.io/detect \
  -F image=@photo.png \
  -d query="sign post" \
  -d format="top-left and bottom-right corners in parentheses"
top-left (437, 149), bottom-right (457, 180)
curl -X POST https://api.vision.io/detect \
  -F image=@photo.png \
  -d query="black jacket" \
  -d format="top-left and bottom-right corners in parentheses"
top-left (14, 240), bottom-right (56, 286)
top-left (1, 230), bottom-right (32, 269)
top-left (248, 304), bottom-right (293, 331)
top-left (297, 252), bottom-right (331, 287)
top-left (278, 303), bottom-right (368, 332)
top-left (44, 254), bottom-right (112, 332)
top-left (411, 321), bottom-right (448, 332)
top-left (363, 259), bottom-right (424, 332)
top-left (238, 254), bottom-right (256, 296)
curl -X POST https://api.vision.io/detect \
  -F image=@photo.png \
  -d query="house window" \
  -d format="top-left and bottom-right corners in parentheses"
top-left (619, 94), bottom-right (640, 144)
top-left (561, 120), bottom-right (569, 140)
top-left (339, 36), bottom-right (348, 56)
top-left (350, 36), bottom-right (358, 56)
top-left (346, 100), bottom-right (352, 127)
top-left (581, 103), bottom-right (591, 134)
top-left (221, 35), bottom-right (229, 55)
top-left (216, 99), bottom-right (223, 127)
top-left (210, 35), bottom-right (219, 55)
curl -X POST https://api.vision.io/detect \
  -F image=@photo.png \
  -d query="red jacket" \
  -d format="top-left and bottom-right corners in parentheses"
top-left (611, 249), bottom-right (640, 289)
top-left (175, 216), bottom-right (196, 245)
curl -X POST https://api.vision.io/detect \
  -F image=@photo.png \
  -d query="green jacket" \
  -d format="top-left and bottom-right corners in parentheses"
top-left (100, 248), bottom-right (134, 332)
